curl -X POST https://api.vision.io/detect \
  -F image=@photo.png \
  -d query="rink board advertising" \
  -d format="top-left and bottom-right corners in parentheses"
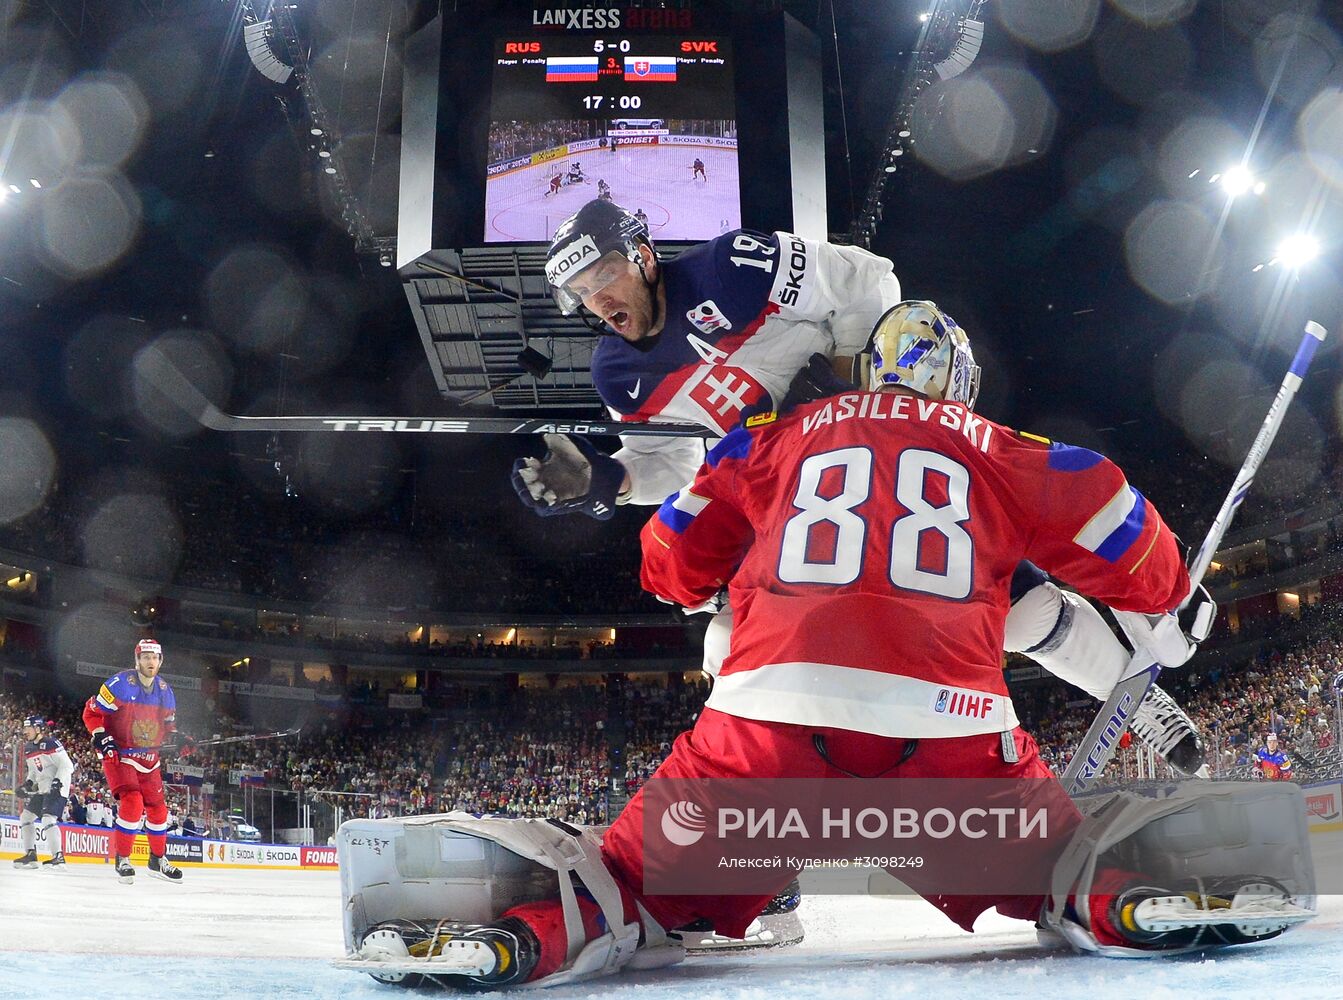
top-left (483, 33), bottom-right (741, 242)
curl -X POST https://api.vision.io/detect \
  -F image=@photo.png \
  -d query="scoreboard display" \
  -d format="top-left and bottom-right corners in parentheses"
top-left (397, 2), bottom-right (824, 261)
top-left (484, 34), bottom-right (741, 242)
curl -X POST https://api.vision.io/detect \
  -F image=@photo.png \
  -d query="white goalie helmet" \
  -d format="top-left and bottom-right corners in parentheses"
top-left (862, 300), bottom-right (981, 410)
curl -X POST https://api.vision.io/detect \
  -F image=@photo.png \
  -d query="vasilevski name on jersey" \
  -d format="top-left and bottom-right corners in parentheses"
top-left (640, 394), bottom-right (1188, 739)
top-left (23, 736), bottom-right (75, 793)
top-left (82, 669), bottom-right (177, 774)
top-left (592, 229), bottom-right (900, 505)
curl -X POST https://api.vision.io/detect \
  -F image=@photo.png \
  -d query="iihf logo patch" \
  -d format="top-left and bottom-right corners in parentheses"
top-left (934, 689), bottom-right (950, 713)
top-left (688, 299), bottom-right (732, 333)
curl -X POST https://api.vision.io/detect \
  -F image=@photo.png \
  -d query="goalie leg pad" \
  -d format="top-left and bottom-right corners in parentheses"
top-left (1042, 782), bottom-right (1317, 957)
top-left (1004, 581), bottom-right (1127, 700)
top-left (337, 813), bottom-right (683, 988)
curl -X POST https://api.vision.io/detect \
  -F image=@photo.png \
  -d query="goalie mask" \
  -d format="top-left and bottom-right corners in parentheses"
top-left (861, 300), bottom-right (981, 410)
top-left (545, 199), bottom-right (653, 316)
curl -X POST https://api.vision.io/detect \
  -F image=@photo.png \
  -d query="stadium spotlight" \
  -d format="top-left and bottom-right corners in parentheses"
top-left (1275, 234), bottom-right (1321, 270)
top-left (1220, 165), bottom-right (1254, 198)
top-left (920, 12), bottom-right (931, 22)
top-left (7, 184), bottom-right (19, 194)
top-left (28, 178), bottom-right (40, 189)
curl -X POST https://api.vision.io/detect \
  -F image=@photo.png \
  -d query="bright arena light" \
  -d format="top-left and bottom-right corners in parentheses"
top-left (1275, 234), bottom-right (1321, 269)
top-left (1220, 164), bottom-right (1254, 197)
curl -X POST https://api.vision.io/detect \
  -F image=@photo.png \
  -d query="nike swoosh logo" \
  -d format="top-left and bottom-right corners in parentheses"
top-left (627, 379), bottom-right (641, 399)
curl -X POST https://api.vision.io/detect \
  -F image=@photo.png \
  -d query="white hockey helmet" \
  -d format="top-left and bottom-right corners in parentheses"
top-left (862, 300), bottom-right (980, 410)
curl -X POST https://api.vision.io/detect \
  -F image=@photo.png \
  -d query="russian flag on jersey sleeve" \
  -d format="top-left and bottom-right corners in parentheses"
top-left (655, 487), bottom-right (710, 536)
top-left (1073, 482), bottom-right (1154, 566)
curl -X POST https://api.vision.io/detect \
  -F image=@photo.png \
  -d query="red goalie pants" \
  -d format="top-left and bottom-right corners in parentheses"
top-left (102, 757), bottom-right (169, 859)
top-left (504, 708), bottom-right (1087, 980)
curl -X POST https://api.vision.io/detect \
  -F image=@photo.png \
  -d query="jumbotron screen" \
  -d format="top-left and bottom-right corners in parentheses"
top-left (483, 34), bottom-right (742, 243)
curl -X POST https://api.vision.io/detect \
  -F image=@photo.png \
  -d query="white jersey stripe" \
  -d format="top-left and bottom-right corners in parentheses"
top-left (707, 661), bottom-right (1019, 738)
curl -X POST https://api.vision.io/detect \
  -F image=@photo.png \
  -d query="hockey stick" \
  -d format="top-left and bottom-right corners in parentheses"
top-left (140, 345), bottom-right (716, 439)
top-left (1061, 320), bottom-right (1328, 796)
top-left (164, 728), bottom-right (302, 753)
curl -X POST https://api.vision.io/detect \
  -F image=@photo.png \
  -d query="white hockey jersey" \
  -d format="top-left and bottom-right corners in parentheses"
top-left (590, 229), bottom-right (900, 504)
top-left (23, 735), bottom-right (75, 794)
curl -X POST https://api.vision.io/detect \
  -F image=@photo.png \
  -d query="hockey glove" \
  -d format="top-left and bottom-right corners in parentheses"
top-left (19, 778), bottom-right (37, 796)
top-left (511, 433), bottom-right (625, 521)
top-left (49, 778), bottom-right (62, 797)
top-left (1114, 584), bottom-right (1216, 668)
top-left (92, 730), bottom-right (119, 760)
top-left (781, 353), bottom-right (856, 412)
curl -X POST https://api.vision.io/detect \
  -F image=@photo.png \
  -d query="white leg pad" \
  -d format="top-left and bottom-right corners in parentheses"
top-left (1005, 582), bottom-right (1128, 700)
top-left (1042, 782), bottom-right (1316, 957)
top-left (337, 813), bottom-right (682, 989)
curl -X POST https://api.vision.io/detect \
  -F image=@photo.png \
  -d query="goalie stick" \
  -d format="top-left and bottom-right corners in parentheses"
top-left (140, 345), bottom-right (716, 439)
top-left (1061, 320), bottom-right (1328, 796)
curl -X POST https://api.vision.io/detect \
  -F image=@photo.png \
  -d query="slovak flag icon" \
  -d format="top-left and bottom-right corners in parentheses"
top-left (624, 55), bottom-right (677, 82)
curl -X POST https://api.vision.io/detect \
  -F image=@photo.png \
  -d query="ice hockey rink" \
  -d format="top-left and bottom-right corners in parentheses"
top-left (484, 144), bottom-right (741, 243)
top-left (2, 849), bottom-right (1341, 1000)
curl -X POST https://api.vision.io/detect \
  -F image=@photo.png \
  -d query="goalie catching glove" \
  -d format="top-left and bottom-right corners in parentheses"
top-left (512, 434), bottom-right (627, 521)
top-left (1113, 583), bottom-right (1216, 668)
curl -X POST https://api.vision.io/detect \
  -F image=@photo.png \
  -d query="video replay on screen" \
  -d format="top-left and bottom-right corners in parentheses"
top-left (483, 35), bottom-right (741, 243)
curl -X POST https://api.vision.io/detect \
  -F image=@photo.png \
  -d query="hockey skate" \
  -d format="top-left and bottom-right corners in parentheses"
top-left (1109, 875), bottom-right (1316, 950)
top-left (41, 852), bottom-right (65, 868)
top-left (1130, 684), bottom-right (1207, 777)
top-left (671, 879), bottom-right (805, 952)
top-left (114, 856), bottom-right (135, 884)
top-left (148, 853), bottom-right (183, 883)
top-left (354, 917), bottom-right (540, 988)
top-left (12, 850), bottom-right (38, 870)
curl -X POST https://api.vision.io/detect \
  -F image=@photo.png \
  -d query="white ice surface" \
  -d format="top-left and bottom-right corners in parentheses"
top-left (1, 857), bottom-right (1340, 999)
top-left (484, 143), bottom-right (742, 242)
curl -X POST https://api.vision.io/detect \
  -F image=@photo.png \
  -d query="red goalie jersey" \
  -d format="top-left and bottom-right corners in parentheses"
top-left (641, 391), bottom-right (1189, 739)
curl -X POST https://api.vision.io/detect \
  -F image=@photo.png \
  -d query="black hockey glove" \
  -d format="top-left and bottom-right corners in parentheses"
top-left (49, 778), bottom-right (63, 797)
top-left (511, 433), bottom-right (625, 521)
top-left (19, 778), bottom-right (37, 796)
top-left (780, 353), bottom-right (856, 412)
top-left (92, 730), bottom-right (119, 760)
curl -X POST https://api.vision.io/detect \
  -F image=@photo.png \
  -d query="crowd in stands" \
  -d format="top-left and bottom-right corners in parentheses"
top-left (488, 120), bottom-right (604, 164)
top-left (8, 609), bottom-right (1341, 845)
top-left (1, 676), bottom-right (701, 835)
top-left (1014, 618), bottom-right (1343, 782)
